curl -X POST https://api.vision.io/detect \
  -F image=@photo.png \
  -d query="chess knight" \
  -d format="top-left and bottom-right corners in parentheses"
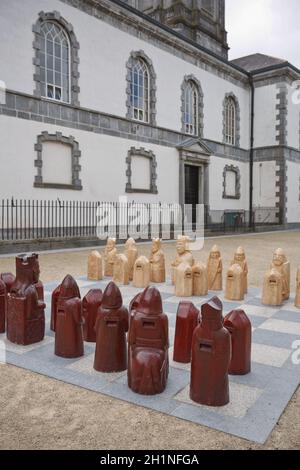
top-left (231, 247), bottom-right (248, 294)
top-left (207, 245), bottom-right (223, 291)
top-left (104, 238), bottom-right (117, 277)
top-left (171, 236), bottom-right (194, 284)
top-left (124, 238), bottom-right (138, 281)
top-left (7, 254), bottom-right (45, 345)
top-left (149, 238), bottom-right (166, 283)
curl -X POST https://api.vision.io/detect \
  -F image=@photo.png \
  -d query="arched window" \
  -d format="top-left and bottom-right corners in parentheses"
top-left (130, 58), bottom-right (149, 122)
top-left (223, 93), bottom-right (240, 147)
top-left (40, 21), bottom-right (70, 102)
top-left (126, 51), bottom-right (157, 125)
top-left (33, 12), bottom-right (80, 106)
top-left (181, 75), bottom-right (203, 137)
top-left (184, 81), bottom-right (199, 135)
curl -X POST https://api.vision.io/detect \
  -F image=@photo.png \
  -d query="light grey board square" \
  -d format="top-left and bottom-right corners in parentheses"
top-left (2, 277), bottom-right (299, 445)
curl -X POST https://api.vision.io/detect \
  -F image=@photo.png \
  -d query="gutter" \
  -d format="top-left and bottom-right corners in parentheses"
top-left (249, 76), bottom-right (255, 228)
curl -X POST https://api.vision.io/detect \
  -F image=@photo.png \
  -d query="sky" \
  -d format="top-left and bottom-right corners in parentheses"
top-left (226, 0), bottom-right (300, 68)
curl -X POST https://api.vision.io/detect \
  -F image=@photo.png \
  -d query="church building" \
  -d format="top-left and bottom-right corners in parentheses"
top-left (1, 0), bottom-right (300, 226)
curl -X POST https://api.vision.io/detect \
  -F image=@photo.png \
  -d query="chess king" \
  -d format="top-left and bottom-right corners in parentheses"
top-left (149, 238), bottom-right (166, 283)
top-left (270, 248), bottom-right (290, 301)
top-left (231, 246), bottom-right (248, 294)
top-left (104, 237), bottom-right (117, 277)
top-left (171, 236), bottom-right (194, 284)
top-left (7, 254), bottom-right (45, 345)
top-left (207, 245), bottom-right (222, 291)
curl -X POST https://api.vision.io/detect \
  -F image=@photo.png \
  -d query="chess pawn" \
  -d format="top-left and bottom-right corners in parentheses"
top-left (82, 289), bottom-right (103, 342)
top-left (50, 283), bottom-right (61, 332)
top-left (0, 279), bottom-right (7, 333)
top-left (87, 251), bottom-right (103, 281)
top-left (173, 301), bottom-right (200, 363)
top-left (190, 297), bottom-right (231, 407)
top-left (128, 286), bottom-right (169, 395)
top-left (133, 256), bottom-right (150, 288)
top-left (104, 238), bottom-right (117, 277)
top-left (171, 236), bottom-right (194, 284)
top-left (94, 282), bottom-right (129, 372)
top-left (295, 267), bottom-right (300, 309)
top-left (129, 292), bottom-right (143, 319)
top-left (207, 245), bottom-right (222, 291)
top-left (113, 254), bottom-right (130, 285)
top-left (192, 263), bottom-right (208, 296)
top-left (262, 269), bottom-right (283, 306)
top-left (124, 238), bottom-right (138, 281)
top-left (225, 264), bottom-right (244, 301)
top-left (55, 275), bottom-right (83, 358)
top-left (224, 309), bottom-right (251, 375)
top-left (149, 238), bottom-right (166, 283)
top-left (7, 254), bottom-right (45, 346)
top-left (231, 247), bottom-right (248, 294)
top-left (175, 263), bottom-right (193, 297)
top-left (0, 273), bottom-right (15, 293)
top-left (271, 248), bottom-right (290, 300)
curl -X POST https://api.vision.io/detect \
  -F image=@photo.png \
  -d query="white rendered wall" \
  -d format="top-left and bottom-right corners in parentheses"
top-left (252, 161), bottom-right (278, 208)
top-left (287, 84), bottom-right (300, 150)
top-left (286, 160), bottom-right (300, 223)
top-left (0, 115), bottom-right (179, 203)
top-left (253, 85), bottom-right (277, 148)
top-left (0, 0), bottom-right (250, 148)
top-left (208, 156), bottom-right (249, 211)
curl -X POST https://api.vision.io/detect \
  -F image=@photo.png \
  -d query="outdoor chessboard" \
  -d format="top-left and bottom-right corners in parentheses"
top-left (1, 276), bottom-right (299, 444)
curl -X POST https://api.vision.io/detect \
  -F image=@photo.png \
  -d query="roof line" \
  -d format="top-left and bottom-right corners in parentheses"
top-left (250, 61), bottom-right (300, 77)
top-left (108, 0), bottom-right (250, 77)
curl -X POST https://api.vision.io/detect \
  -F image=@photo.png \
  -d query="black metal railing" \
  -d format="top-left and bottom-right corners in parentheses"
top-left (0, 199), bottom-right (279, 242)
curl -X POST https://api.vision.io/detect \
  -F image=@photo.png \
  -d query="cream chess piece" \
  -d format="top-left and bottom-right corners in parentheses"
top-left (124, 238), bottom-right (138, 281)
top-left (207, 245), bottom-right (222, 291)
top-left (231, 246), bottom-right (248, 294)
top-left (104, 238), bottom-right (117, 277)
top-left (225, 264), bottom-right (244, 301)
top-left (113, 254), bottom-right (130, 285)
top-left (175, 263), bottom-right (193, 297)
top-left (262, 269), bottom-right (283, 306)
top-left (133, 256), bottom-right (150, 288)
top-left (192, 263), bottom-right (208, 296)
top-left (270, 248), bottom-right (290, 300)
top-left (171, 236), bottom-right (194, 284)
top-left (150, 238), bottom-right (166, 283)
top-left (87, 251), bottom-right (103, 281)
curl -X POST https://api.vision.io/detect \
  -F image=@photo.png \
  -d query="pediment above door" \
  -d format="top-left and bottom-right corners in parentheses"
top-left (177, 138), bottom-right (212, 164)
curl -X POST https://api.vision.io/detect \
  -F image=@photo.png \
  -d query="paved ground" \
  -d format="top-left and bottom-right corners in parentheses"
top-left (0, 230), bottom-right (300, 449)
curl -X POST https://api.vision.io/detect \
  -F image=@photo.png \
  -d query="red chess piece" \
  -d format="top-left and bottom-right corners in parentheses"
top-left (7, 254), bottom-right (45, 345)
top-left (0, 273), bottom-right (15, 293)
top-left (50, 284), bottom-right (61, 332)
top-left (224, 309), bottom-right (251, 375)
top-left (129, 292), bottom-right (143, 318)
top-left (35, 280), bottom-right (44, 301)
top-left (94, 282), bottom-right (129, 372)
top-left (55, 275), bottom-right (83, 358)
top-left (128, 286), bottom-right (169, 395)
top-left (82, 289), bottom-right (103, 342)
top-left (190, 296), bottom-right (231, 407)
top-left (0, 279), bottom-right (7, 333)
top-left (173, 301), bottom-right (200, 364)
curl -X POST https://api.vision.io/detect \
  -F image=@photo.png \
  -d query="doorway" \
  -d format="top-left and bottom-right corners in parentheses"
top-left (184, 164), bottom-right (200, 225)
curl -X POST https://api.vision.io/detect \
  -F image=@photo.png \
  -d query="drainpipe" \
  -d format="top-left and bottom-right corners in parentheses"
top-left (249, 75), bottom-right (255, 229)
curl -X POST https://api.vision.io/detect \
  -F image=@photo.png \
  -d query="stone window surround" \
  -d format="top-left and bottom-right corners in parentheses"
top-left (32, 11), bottom-right (80, 106)
top-left (222, 164), bottom-right (241, 200)
top-left (34, 131), bottom-right (82, 190)
top-left (126, 50), bottom-right (157, 126)
top-left (222, 92), bottom-right (241, 147)
top-left (181, 75), bottom-right (204, 137)
top-left (125, 147), bottom-right (158, 194)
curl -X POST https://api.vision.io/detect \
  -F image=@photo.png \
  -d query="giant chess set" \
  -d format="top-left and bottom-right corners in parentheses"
top-left (0, 238), bottom-right (299, 444)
